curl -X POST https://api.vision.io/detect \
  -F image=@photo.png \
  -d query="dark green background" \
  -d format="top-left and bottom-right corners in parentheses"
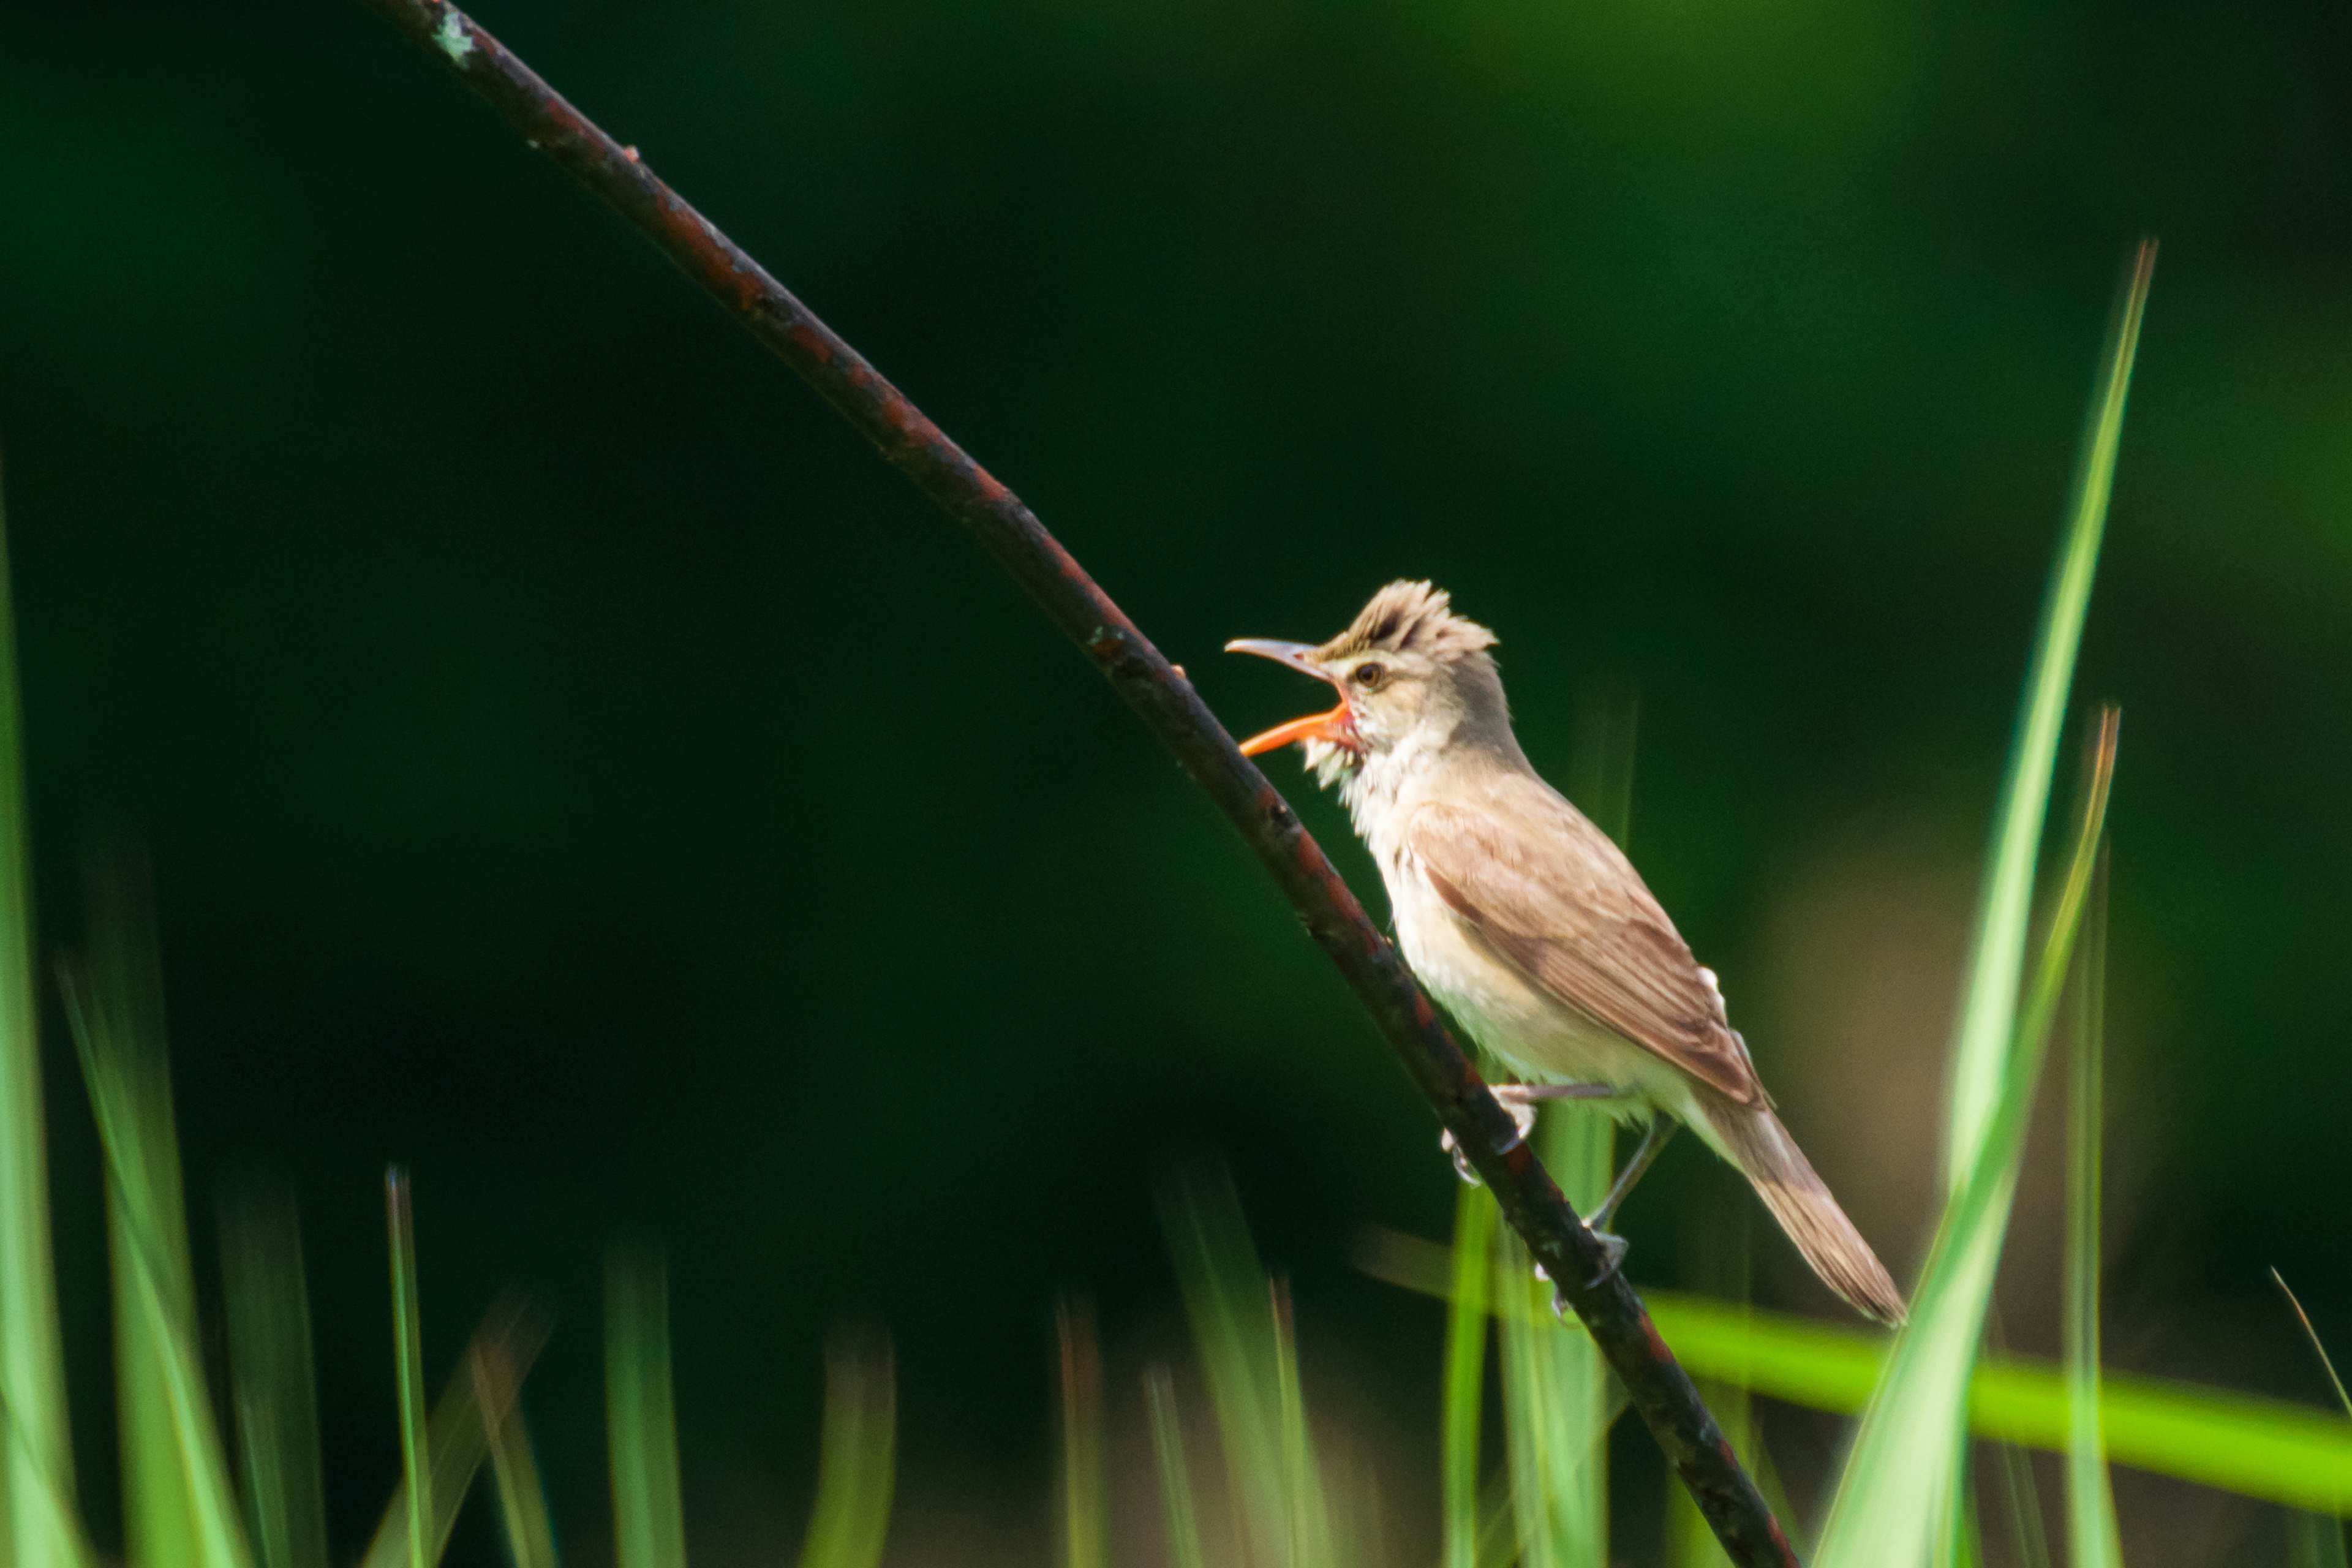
top-left (4, 0), bottom-right (2350, 1558)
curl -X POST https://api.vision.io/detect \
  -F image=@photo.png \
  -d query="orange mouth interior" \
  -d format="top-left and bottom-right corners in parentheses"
top-left (1238, 700), bottom-right (1356, 757)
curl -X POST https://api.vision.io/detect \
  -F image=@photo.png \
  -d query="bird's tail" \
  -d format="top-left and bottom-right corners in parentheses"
top-left (1699, 1096), bottom-right (1907, 1325)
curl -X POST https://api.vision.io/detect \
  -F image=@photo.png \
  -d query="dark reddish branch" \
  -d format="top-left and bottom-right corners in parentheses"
top-left (356, 5), bottom-right (1798, 1562)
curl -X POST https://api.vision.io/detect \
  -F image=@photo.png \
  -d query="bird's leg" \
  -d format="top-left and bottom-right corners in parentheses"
top-left (1572, 1116), bottom-right (1681, 1289)
top-left (1442, 1083), bottom-right (1622, 1185)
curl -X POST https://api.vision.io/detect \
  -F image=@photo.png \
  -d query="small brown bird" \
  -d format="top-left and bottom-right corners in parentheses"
top-left (1229, 581), bottom-right (1905, 1324)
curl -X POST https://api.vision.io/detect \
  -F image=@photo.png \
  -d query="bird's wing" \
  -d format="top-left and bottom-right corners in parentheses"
top-left (1405, 792), bottom-right (1767, 1107)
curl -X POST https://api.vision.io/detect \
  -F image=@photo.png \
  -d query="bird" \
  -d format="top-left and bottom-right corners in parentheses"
top-left (1226, 580), bottom-right (1906, 1324)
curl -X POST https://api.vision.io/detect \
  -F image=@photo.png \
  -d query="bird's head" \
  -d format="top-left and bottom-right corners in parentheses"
top-left (1226, 581), bottom-right (1508, 791)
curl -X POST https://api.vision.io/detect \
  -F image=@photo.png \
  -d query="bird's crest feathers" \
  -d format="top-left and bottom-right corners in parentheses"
top-left (1317, 581), bottom-right (1497, 663)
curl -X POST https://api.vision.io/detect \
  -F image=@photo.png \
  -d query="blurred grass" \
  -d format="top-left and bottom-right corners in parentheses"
top-left (1941, 242), bottom-right (2155, 1196)
top-left (1158, 1163), bottom-right (1344, 1568)
top-left (358, 1304), bottom-right (551, 1568)
top-left (606, 1249), bottom-right (688, 1568)
top-left (794, 1330), bottom-right (894, 1568)
top-left (1814, 238), bottom-right (2152, 1568)
top-left (0, 465), bottom-right (74, 1568)
top-left (2065, 859), bottom-right (2124, 1568)
top-left (62, 857), bottom-right (254, 1568)
top-left (1362, 1227), bottom-right (2352, 1513)
top-left (1057, 1300), bottom-right (1106, 1568)
top-left (385, 1173), bottom-right (430, 1568)
top-left (219, 1193), bottom-right (330, 1568)
top-left (475, 1324), bottom-right (561, 1568)
top-left (1442, 1187), bottom-right (1494, 1568)
top-left (1145, 1368), bottom-right (1207, 1568)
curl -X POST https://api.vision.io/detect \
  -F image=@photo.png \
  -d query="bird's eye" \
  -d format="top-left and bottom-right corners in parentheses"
top-left (1352, 662), bottom-right (1386, 689)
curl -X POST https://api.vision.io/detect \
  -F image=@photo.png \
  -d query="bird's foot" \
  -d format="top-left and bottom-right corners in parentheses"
top-left (1531, 1230), bottom-right (1629, 1316)
top-left (1582, 1227), bottom-right (1629, 1289)
top-left (1441, 1097), bottom-right (1540, 1185)
top-left (1443, 1084), bottom-right (1618, 1185)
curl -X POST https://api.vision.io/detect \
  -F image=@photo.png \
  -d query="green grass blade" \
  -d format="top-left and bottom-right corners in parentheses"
top-left (1566, 679), bottom-right (1638, 852)
top-left (794, 1327), bottom-right (894, 1568)
top-left (1653, 1284), bottom-right (2352, 1515)
top-left (473, 1331), bottom-right (562, 1568)
top-left (360, 1305), bottom-right (551, 1568)
top-left (2064, 861), bottom-right (2124, 1568)
top-left (1663, 1212), bottom-right (1763, 1568)
top-left (0, 1384), bottom-right (97, 1568)
top-left (1270, 1279), bottom-right (1336, 1568)
top-left (1496, 1107), bottom-right (1613, 1568)
top-left (1987, 1404), bottom-right (2052, 1568)
top-left (1363, 1227), bottom-right (2352, 1515)
top-left (62, 859), bottom-right (254, 1568)
top-left (0, 459), bottom-right (74, 1568)
top-left (1144, 1369), bottom-right (1206, 1568)
top-left (1158, 1163), bottom-right (1334, 1568)
top-left (1814, 709), bottom-right (2121, 1568)
top-left (221, 1191), bottom-right (331, 1568)
top-left (2274, 1272), bottom-right (2352, 1422)
top-left (68, 854), bottom-right (200, 1568)
top-left (1495, 1225), bottom-right (1614, 1568)
top-left (2290, 1512), bottom-right (2350, 1568)
top-left (606, 1247), bottom-right (688, 1568)
top-left (1944, 242), bottom-right (2154, 1193)
top-left (1056, 1300), bottom-right (1106, 1568)
top-left (385, 1172), bottom-right (431, 1568)
top-left (1442, 1189), bottom-right (1494, 1568)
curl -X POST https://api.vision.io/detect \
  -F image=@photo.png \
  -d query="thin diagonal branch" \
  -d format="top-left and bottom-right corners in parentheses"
top-left (354, 6), bottom-right (1800, 1561)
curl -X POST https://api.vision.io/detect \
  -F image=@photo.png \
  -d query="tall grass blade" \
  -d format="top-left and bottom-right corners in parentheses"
top-left (1945, 242), bottom-right (2155, 1191)
top-left (0, 461), bottom-right (74, 1568)
top-left (360, 1303), bottom-right (551, 1568)
top-left (1987, 1414), bottom-right (2052, 1568)
top-left (221, 1191), bottom-right (331, 1568)
top-left (0, 1392), bottom-right (96, 1568)
top-left (1269, 1280), bottom-right (1338, 1568)
top-left (1144, 1369), bottom-right (1205, 1568)
top-left (793, 1327), bottom-right (894, 1568)
top-left (1359, 1228), bottom-right (2352, 1512)
top-left (2064, 860), bottom-right (2124, 1568)
top-left (1814, 708), bottom-right (2122, 1568)
top-left (1056, 1300), bottom-right (1106, 1568)
top-left (2273, 1272), bottom-right (2352, 1421)
top-left (1158, 1163), bottom-right (1334, 1568)
top-left (1442, 1189), bottom-right (1494, 1568)
top-left (1663, 1209), bottom-right (1761, 1568)
top-left (606, 1248), bottom-right (688, 1568)
top-left (62, 858), bottom-right (253, 1568)
top-left (2290, 1511), bottom-right (2350, 1568)
top-left (69, 854), bottom-right (200, 1568)
top-left (1497, 1128), bottom-right (1610, 1568)
top-left (1566, 679), bottom-right (1638, 853)
top-left (473, 1332), bottom-right (561, 1568)
top-left (385, 1172), bottom-right (431, 1568)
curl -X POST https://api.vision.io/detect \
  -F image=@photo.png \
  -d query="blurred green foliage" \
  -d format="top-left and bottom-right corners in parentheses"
top-left (4, 0), bottom-right (2352, 1558)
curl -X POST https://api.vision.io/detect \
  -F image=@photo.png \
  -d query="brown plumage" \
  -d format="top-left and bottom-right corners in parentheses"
top-left (1229, 581), bottom-right (1907, 1324)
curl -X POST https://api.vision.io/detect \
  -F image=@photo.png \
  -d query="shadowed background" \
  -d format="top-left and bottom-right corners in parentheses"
top-left (2, 0), bottom-right (2350, 1561)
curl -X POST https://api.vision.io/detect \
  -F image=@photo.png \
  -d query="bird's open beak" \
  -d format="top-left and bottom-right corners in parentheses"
top-left (1224, 639), bottom-right (1355, 757)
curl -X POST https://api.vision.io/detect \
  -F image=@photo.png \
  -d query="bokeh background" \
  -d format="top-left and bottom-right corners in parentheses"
top-left (4, 0), bottom-right (2350, 1560)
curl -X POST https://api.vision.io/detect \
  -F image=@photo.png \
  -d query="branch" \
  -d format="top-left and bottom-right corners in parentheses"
top-left (354, 6), bottom-right (1800, 1561)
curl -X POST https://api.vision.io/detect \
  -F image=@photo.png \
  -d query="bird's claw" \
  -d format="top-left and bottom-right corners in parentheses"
top-left (1530, 1231), bottom-right (1629, 1316)
top-left (1583, 1227), bottom-right (1629, 1289)
top-left (1440, 1097), bottom-right (1540, 1185)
